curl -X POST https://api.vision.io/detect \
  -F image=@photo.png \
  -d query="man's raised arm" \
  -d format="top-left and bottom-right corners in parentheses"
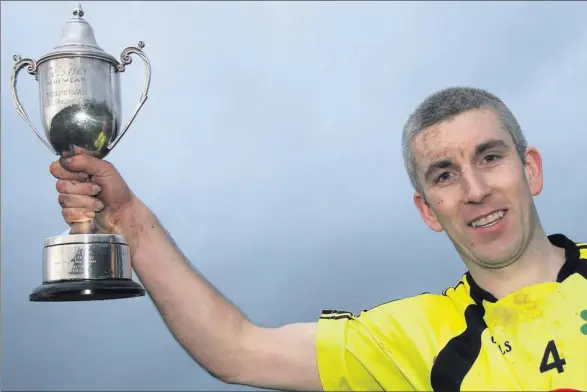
top-left (50, 153), bottom-right (323, 391)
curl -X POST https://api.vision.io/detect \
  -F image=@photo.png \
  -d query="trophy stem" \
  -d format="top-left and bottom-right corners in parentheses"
top-left (69, 220), bottom-right (95, 235)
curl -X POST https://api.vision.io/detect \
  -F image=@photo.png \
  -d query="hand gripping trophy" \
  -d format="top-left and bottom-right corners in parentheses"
top-left (10, 3), bottom-right (150, 302)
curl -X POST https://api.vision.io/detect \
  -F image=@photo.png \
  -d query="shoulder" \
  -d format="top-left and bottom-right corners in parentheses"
top-left (318, 279), bottom-right (472, 339)
top-left (315, 285), bottom-right (471, 390)
top-left (320, 292), bottom-right (448, 322)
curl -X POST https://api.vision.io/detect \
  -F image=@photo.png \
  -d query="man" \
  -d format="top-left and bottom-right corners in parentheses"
top-left (51, 87), bottom-right (587, 391)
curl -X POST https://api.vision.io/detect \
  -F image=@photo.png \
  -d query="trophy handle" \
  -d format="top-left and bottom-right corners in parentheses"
top-left (108, 41), bottom-right (152, 151)
top-left (10, 54), bottom-right (58, 155)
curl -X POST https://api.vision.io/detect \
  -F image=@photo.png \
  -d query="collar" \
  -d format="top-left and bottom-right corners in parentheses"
top-left (466, 234), bottom-right (582, 304)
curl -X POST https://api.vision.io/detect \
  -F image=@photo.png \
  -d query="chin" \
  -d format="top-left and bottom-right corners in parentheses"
top-left (476, 254), bottom-right (519, 269)
top-left (469, 241), bottom-right (526, 269)
top-left (451, 230), bottom-right (525, 269)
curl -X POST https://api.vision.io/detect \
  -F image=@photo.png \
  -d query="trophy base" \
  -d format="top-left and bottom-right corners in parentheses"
top-left (30, 278), bottom-right (145, 302)
top-left (34, 232), bottom-right (146, 302)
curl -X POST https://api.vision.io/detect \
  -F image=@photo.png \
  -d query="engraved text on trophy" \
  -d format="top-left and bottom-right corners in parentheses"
top-left (44, 66), bottom-right (89, 109)
top-left (69, 247), bottom-right (87, 276)
top-left (38, 57), bottom-right (121, 158)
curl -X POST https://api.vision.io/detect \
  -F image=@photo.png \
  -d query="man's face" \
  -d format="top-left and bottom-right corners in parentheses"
top-left (411, 108), bottom-right (543, 269)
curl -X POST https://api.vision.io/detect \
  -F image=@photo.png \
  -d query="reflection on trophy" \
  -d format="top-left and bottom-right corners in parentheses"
top-left (10, 3), bottom-right (150, 302)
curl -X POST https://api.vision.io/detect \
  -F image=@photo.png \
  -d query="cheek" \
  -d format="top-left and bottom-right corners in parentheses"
top-left (428, 194), bottom-right (459, 223)
top-left (490, 162), bottom-right (527, 190)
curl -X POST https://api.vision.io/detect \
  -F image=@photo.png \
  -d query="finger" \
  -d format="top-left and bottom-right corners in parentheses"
top-left (56, 179), bottom-right (102, 196)
top-left (50, 160), bottom-right (89, 181)
top-left (62, 207), bottom-right (96, 224)
top-left (60, 154), bottom-right (115, 178)
top-left (58, 194), bottom-right (104, 212)
top-left (62, 146), bottom-right (91, 158)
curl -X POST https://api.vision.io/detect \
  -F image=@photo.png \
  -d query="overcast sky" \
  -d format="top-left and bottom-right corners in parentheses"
top-left (3, 1), bottom-right (587, 391)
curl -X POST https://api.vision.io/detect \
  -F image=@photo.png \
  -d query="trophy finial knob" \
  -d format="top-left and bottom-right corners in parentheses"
top-left (73, 3), bottom-right (84, 18)
top-left (51, 2), bottom-right (105, 54)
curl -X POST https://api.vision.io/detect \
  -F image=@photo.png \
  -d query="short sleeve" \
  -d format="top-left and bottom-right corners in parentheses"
top-left (316, 308), bottom-right (416, 391)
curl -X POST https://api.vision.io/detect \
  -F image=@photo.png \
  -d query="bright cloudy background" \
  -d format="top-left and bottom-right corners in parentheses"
top-left (2, 1), bottom-right (587, 390)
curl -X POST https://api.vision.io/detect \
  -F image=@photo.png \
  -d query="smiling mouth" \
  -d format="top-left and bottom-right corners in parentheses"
top-left (469, 210), bottom-right (507, 228)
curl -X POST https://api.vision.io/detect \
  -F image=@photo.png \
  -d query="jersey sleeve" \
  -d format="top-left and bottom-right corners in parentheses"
top-left (316, 302), bottom-right (430, 391)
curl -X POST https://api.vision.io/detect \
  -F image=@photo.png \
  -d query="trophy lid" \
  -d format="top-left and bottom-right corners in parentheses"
top-left (38, 3), bottom-right (118, 65)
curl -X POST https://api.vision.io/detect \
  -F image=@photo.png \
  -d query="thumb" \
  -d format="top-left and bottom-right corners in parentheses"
top-left (60, 153), bottom-right (116, 181)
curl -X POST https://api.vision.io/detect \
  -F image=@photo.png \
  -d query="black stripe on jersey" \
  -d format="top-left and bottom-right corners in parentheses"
top-left (322, 314), bottom-right (353, 320)
top-left (430, 303), bottom-right (487, 392)
top-left (319, 310), bottom-right (354, 320)
top-left (551, 234), bottom-right (582, 282)
top-left (467, 272), bottom-right (498, 303)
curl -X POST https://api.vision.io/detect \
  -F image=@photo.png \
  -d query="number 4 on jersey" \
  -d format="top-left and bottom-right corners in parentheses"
top-left (540, 340), bottom-right (566, 374)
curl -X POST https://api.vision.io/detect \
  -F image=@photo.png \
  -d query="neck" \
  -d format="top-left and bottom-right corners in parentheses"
top-left (467, 227), bottom-right (566, 300)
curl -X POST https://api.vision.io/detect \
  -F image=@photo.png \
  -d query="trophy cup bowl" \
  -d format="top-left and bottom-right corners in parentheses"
top-left (10, 3), bottom-right (150, 302)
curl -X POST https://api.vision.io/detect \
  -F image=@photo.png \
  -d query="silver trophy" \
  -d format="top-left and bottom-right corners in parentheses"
top-left (10, 3), bottom-right (150, 302)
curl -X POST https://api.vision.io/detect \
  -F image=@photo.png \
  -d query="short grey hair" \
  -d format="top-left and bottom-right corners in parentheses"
top-left (401, 87), bottom-right (527, 194)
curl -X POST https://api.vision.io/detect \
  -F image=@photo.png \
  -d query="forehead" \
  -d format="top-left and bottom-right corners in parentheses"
top-left (411, 108), bottom-right (512, 163)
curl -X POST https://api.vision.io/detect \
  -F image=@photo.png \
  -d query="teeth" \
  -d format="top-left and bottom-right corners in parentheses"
top-left (471, 210), bottom-right (505, 228)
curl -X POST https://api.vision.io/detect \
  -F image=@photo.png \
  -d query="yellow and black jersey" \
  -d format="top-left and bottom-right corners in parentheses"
top-left (316, 234), bottom-right (587, 391)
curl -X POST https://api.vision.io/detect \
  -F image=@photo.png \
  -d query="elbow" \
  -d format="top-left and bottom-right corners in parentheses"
top-left (208, 329), bottom-right (259, 386)
top-left (186, 353), bottom-right (243, 385)
top-left (207, 368), bottom-right (241, 385)
top-left (181, 323), bottom-right (257, 385)
top-left (209, 364), bottom-right (253, 387)
top-left (184, 349), bottom-right (245, 385)
top-left (209, 359), bottom-right (254, 386)
top-left (193, 342), bottom-right (251, 385)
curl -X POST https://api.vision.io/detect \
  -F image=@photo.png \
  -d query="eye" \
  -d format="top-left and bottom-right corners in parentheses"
top-left (435, 172), bottom-right (454, 184)
top-left (483, 154), bottom-right (501, 163)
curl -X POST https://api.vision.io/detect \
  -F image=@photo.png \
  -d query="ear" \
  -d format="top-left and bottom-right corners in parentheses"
top-left (523, 147), bottom-right (543, 196)
top-left (413, 192), bottom-right (444, 232)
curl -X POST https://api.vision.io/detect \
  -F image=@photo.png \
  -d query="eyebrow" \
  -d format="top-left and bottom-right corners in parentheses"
top-left (423, 138), bottom-right (510, 183)
top-left (424, 159), bottom-right (454, 183)
top-left (475, 139), bottom-right (509, 156)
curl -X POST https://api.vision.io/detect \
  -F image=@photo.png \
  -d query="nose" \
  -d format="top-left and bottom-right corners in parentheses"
top-left (462, 167), bottom-right (491, 204)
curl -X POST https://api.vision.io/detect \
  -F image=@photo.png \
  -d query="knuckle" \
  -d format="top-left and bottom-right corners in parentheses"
top-left (102, 159), bottom-right (116, 173)
top-left (82, 195), bottom-right (98, 208)
top-left (86, 182), bottom-right (100, 195)
top-left (94, 199), bottom-right (105, 212)
top-left (63, 155), bottom-right (83, 169)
